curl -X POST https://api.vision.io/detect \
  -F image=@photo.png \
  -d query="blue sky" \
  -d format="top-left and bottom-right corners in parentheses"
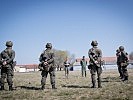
top-left (0, 0), bottom-right (133, 64)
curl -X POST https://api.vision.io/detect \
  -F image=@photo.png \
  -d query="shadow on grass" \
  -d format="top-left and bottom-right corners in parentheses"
top-left (62, 85), bottom-right (90, 88)
top-left (102, 77), bottom-right (121, 82)
top-left (16, 86), bottom-right (41, 90)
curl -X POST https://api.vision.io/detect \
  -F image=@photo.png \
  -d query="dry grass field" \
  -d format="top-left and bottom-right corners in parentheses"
top-left (0, 69), bottom-right (133, 100)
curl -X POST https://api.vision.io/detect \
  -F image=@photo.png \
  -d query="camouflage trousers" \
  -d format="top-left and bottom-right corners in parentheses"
top-left (41, 68), bottom-right (55, 86)
top-left (117, 65), bottom-right (123, 78)
top-left (121, 66), bottom-right (128, 78)
top-left (1, 66), bottom-right (13, 87)
top-left (90, 65), bottom-right (102, 87)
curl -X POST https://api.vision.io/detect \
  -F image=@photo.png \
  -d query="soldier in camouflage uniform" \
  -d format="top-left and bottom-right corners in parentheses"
top-left (80, 56), bottom-right (87, 77)
top-left (0, 41), bottom-right (15, 91)
top-left (0, 54), bottom-right (2, 88)
top-left (118, 46), bottom-right (129, 81)
top-left (116, 49), bottom-right (123, 79)
top-left (38, 43), bottom-right (56, 89)
top-left (88, 41), bottom-right (102, 88)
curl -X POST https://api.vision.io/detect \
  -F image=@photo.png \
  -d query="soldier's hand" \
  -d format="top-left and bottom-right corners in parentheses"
top-left (44, 62), bottom-right (48, 65)
top-left (39, 68), bottom-right (43, 71)
top-left (3, 61), bottom-right (7, 65)
top-left (95, 61), bottom-right (98, 64)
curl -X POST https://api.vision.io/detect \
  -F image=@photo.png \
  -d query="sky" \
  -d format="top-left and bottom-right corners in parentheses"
top-left (0, 0), bottom-right (133, 64)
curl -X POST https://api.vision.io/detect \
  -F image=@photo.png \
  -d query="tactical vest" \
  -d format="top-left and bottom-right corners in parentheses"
top-left (89, 47), bottom-right (102, 67)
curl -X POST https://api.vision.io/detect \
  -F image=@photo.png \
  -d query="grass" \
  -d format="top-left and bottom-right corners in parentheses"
top-left (0, 69), bottom-right (133, 100)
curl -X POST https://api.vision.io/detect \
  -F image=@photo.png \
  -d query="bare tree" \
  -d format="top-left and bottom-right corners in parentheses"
top-left (129, 52), bottom-right (133, 61)
top-left (68, 53), bottom-right (76, 71)
top-left (53, 49), bottom-right (76, 71)
top-left (53, 49), bottom-right (68, 70)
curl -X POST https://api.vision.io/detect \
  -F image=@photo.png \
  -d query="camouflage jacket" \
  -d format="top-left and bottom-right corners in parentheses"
top-left (0, 47), bottom-right (15, 68)
top-left (88, 46), bottom-right (102, 67)
top-left (39, 48), bottom-right (55, 69)
top-left (119, 51), bottom-right (129, 66)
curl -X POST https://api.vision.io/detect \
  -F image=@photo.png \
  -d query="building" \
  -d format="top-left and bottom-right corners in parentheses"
top-left (14, 64), bottom-right (39, 72)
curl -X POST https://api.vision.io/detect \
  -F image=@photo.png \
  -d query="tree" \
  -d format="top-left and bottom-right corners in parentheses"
top-left (53, 49), bottom-right (76, 71)
top-left (67, 53), bottom-right (76, 71)
top-left (53, 49), bottom-right (68, 70)
top-left (129, 52), bottom-right (133, 60)
top-left (69, 54), bottom-right (76, 66)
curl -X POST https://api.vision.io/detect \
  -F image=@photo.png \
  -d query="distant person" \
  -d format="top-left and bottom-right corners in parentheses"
top-left (88, 41), bottom-right (102, 88)
top-left (118, 46), bottom-right (129, 81)
top-left (0, 41), bottom-right (16, 91)
top-left (64, 57), bottom-right (70, 78)
top-left (116, 49), bottom-right (123, 79)
top-left (38, 43), bottom-right (56, 89)
top-left (80, 56), bottom-right (87, 77)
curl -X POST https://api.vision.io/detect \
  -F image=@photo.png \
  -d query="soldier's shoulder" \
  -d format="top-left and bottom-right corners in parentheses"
top-left (123, 51), bottom-right (128, 55)
top-left (96, 48), bottom-right (102, 51)
top-left (11, 49), bottom-right (15, 53)
top-left (89, 48), bottom-right (93, 51)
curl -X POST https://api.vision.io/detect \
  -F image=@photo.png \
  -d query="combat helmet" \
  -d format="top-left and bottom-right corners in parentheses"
top-left (91, 41), bottom-right (98, 46)
top-left (119, 46), bottom-right (124, 51)
top-left (46, 43), bottom-right (52, 48)
top-left (6, 41), bottom-right (13, 47)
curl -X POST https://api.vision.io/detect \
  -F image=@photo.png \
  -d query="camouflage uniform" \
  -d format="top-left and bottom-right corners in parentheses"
top-left (0, 41), bottom-right (15, 91)
top-left (118, 46), bottom-right (129, 81)
top-left (38, 43), bottom-right (56, 89)
top-left (80, 56), bottom-right (87, 77)
top-left (88, 41), bottom-right (102, 88)
top-left (0, 54), bottom-right (2, 88)
top-left (116, 49), bottom-right (123, 79)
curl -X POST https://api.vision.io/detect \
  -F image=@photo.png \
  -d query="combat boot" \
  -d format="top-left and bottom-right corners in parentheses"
top-left (9, 86), bottom-right (13, 91)
top-left (91, 82), bottom-right (96, 88)
top-left (120, 76), bottom-right (123, 79)
top-left (52, 85), bottom-right (57, 89)
top-left (41, 85), bottom-right (45, 90)
top-left (122, 76), bottom-right (128, 82)
top-left (0, 86), bottom-right (4, 90)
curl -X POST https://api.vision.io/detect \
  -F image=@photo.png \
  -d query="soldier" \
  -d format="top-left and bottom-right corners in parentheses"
top-left (64, 57), bottom-right (70, 78)
top-left (118, 46), bottom-right (129, 81)
top-left (116, 49), bottom-right (123, 79)
top-left (80, 56), bottom-right (87, 77)
top-left (38, 43), bottom-right (56, 90)
top-left (0, 41), bottom-right (15, 91)
top-left (88, 41), bottom-right (102, 88)
top-left (0, 54), bottom-right (2, 88)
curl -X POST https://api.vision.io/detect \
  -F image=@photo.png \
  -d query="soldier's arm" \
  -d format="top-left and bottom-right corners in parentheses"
top-left (0, 53), bottom-right (2, 64)
top-left (6, 50), bottom-right (15, 64)
top-left (88, 50), bottom-right (95, 62)
top-left (122, 51), bottom-right (128, 60)
top-left (1, 50), bottom-right (10, 62)
top-left (97, 49), bottom-right (102, 62)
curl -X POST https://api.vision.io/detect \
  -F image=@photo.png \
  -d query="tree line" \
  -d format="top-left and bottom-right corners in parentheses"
top-left (53, 49), bottom-right (76, 70)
